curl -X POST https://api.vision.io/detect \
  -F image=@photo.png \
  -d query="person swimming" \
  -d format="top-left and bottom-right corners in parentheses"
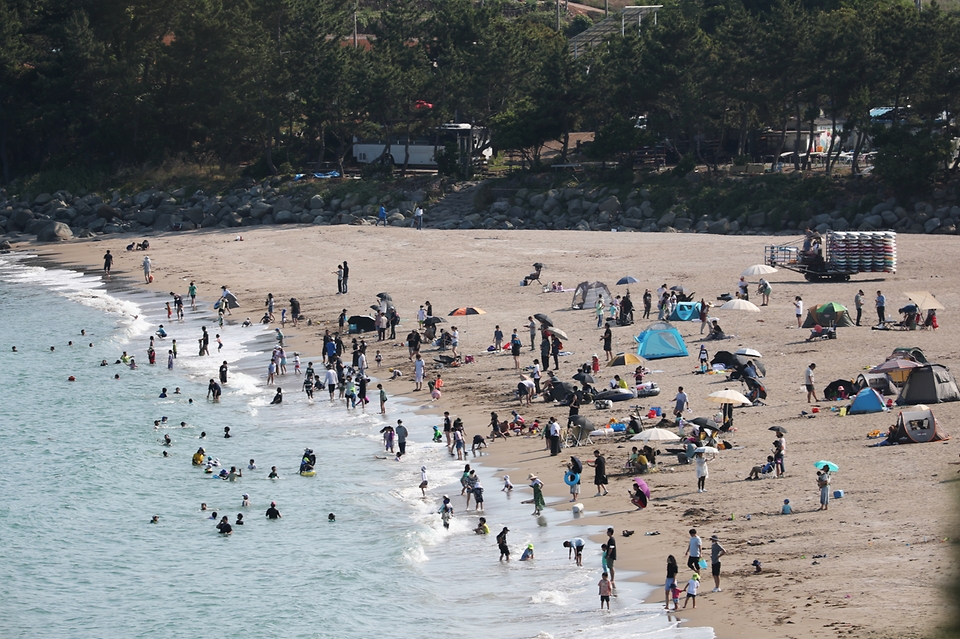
top-left (271, 388), bottom-right (283, 405)
top-left (328, 513), bottom-right (336, 522)
top-left (163, 434), bottom-right (172, 446)
top-left (224, 426), bottom-right (231, 438)
top-left (242, 494), bottom-right (250, 507)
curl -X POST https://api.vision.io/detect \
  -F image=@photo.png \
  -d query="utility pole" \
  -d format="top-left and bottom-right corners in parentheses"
top-left (556, 0), bottom-right (560, 32)
top-left (353, 0), bottom-right (358, 48)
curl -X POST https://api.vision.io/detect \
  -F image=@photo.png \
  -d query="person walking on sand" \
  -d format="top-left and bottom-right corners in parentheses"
top-left (876, 290), bottom-right (886, 325)
top-left (793, 296), bottom-right (803, 328)
top-left (103, 250), bottom-right (113, 276)
top-left (510, 330), bottom-right (522, 369)
top-left (695, 451), bottom-right (709, 492)
top-left (664, 555), bottom-right (679, 609)
top-left (683, 528), bottom-right (702, 572)
top-left (527, 316), bottom-right (537, 350)
top-left (804, 363), bottom-right (818, 403)
top-left (598, 572), bottom-right (612, 610)
top-left (341, 261), bottom-right (349, 294)
top-left (142, 256), bottom-right (152, 283)
top-left (683, 573), bottom-right (700, 609)
top-left (854, 289), bottom-right (864, 326)
top-left (699, 299), bottom-right (709, 334)
top-left (709, 535), bottom-right (726, 592)
top-left (590, 450), bottom-right (609, 496)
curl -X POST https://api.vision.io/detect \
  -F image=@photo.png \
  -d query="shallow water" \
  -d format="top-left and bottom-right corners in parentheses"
top-left (0, 253), bottom-right (712, 639)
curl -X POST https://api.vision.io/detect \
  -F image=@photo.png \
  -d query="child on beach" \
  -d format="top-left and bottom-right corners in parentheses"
top-left (375, 350), bottom-right (382, 368)
top-left (502, 475), bottom-right (514, 491)
top-left (670, 585), bottom-right (682, 610)
top-left (166, 302), bottom-right (172, 319)
top-left (598, 572), bottom-right (612, 610)
top-left (781, 499), bottom-right (793, 514)
top-left (294, 353), bottom-right (301, 375)
top-left (216, 334), bottom-right (223, 352)
top-left (683, 573), bottom-right (700, 609)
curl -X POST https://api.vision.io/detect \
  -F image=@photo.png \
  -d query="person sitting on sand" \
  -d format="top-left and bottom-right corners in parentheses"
top-left (707, 320), bottom-right (726, 340)
top-left (748, 456), bottom-right (776, 480)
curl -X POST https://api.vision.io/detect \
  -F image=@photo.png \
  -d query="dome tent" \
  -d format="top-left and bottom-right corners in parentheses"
top-left (571, 281), bottom-right (612, 310)
top-left (888, 408), bottom-right (950, 444)
top-left (801, 302), bottom-right (855, 328)
top-left (634, 322), bottom-right (688, 360)
top-left (848, 387), bottom-right (886, 414)
top-left (896, 364), bottom-right (960, 405)
top-left (669, 301), bottom-right (701, 322)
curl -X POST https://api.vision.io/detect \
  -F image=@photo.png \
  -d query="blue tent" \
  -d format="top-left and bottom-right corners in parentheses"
top-left (634, 322), bottom-right (689, 360)
top-left (848, 387), bottom-right (886, 414)
top-left (669, 302), bottom-right (701, 322)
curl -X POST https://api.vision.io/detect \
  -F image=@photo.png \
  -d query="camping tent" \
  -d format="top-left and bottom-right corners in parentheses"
top-left (801, 302), bottom-right (856, 328)
top-left (348, 315), bottom-right (376, 334)
top-left (571, 281), bottom-right (612, 310)
top-left (891, 347), bottom-right (928, 364)
top-left (888, 408), bottom-right (950, 443)
top-left (634, 322), bottom-right (688, 359)
top-left (897, 364), bottom-right (960, 405)
top-left (848, 387), bottom-right (887, 414)
top-left (855, 372), bottom-right (898, 396)
top-left (669, 302), bottom-right (701, 322)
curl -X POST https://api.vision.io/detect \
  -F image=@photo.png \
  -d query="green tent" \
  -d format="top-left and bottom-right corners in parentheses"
top-left (802, 302), bottom-right (856, 328)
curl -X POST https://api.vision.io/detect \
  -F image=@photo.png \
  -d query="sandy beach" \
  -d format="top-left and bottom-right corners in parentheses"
top-left (24, 225), bottom-right (960, 639)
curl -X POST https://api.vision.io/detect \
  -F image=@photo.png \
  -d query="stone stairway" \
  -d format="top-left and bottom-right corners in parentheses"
top-left (426, 181), bottom-right (487, 228)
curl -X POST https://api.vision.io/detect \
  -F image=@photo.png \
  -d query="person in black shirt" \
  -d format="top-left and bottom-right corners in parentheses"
top-left (103, 250), bottom-right (114, 275)
top-left (266, 502), bottom-right (282, 519)
top-left (207, 379), bottom-right (222, 401)
top-left (341, 261), bottom-right (350, 294)
top-left (591, 450), bottom-right (609, 496)
top-left (605, 527), bottom-right (617, 585)
top-left (216, 516), bottom-right (233, 534)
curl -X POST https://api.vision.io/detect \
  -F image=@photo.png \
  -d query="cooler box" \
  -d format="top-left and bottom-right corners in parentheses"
top-left (833, 490), bottom-right (844, 499)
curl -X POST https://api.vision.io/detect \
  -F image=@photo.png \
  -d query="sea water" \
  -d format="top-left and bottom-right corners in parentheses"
top-left (0, 252), bottom-right (713, 639)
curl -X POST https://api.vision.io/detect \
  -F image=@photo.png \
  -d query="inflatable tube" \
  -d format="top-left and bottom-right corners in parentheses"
top-left (564, 471), bottom-right (581, 486)
top-left (300, 470), bottom-right (316, 477)
top-left (593, 389), bottom-right (636, 402)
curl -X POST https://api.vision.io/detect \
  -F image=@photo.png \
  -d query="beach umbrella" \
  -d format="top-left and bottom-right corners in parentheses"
top-left (376, 292), bottom-right (393, 301)
top-left (534, 313), bottom-right (553, 327)
top-left (670, 285), bottom-right (692, 295)
top-left (694, 446), bottom-right (719, 454)
top-left (617, 276), bottom-right (639, 285)
top-left (573, 372), bottom-right (595, 384)
top-left (423, 316), bottom-right (446, 326)
top-left (533, 262), bottom-right (546, 270)
top-left (706, 389), bottom-right (751, 405)
top-left (449, 307), bottom-right (486, 316)
top-left (741, 264), bottom-right (778, 277)
top-left (569, 415), bottom-right (594, 429)
top-left (814, 460), bottom-right (839, 472)
top-left (719, 299), bottom-right (761, 312)
top-left (632, 477), bottom-right (651, 499)
top-left (904, 291), bottom-right (944, 311)
top-left (691, 417), bottom-right (714, 428)
top-left (544, 327), bottom-right (569, 341)
top-left (607, 352), bottom-right (644, 367)
top-left (734, 348), bottom-right (763, 358)
top-left (369, 304), bottom-right (382, 312)
top-left (768, 426), bottom-right (788, 434)
top-left (630, 428), bottom-right (680, 443)
top-left (569, 455), bottom-right (583, 474)
top-left (870, 358), bottom-right (919, 374)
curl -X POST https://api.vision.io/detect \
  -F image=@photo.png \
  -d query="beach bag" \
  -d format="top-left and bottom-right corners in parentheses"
top-left (698, 558), bottom-right (708, 569)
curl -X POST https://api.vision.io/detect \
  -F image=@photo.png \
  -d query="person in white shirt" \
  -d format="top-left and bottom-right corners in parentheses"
top-left (683, 573), bottom-right (700, 609)
top-left (324, 366), bottom-right (338, 400)
top-left (794, 296), bottom-right (803, 328)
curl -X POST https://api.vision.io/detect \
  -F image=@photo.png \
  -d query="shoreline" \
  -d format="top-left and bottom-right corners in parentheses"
top-left (21, 225), bottom-right (959, 639)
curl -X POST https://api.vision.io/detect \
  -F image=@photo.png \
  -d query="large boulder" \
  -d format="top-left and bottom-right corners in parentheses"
top-left (657, 212), bottom-right (676, 228)
top-left (309, 194), bottom-right (325, 210)
top-left (598, 196), bottom-right (621, 214)
top-left (184, 206), bottom-right (205, 225)
top-left (924, 217), bottom-right (942, 234)
top-left (36, 221), bottom-right (73, 242)
top-left (33, 193), bottom-right (53, 206)
top-left (274, 210), bottom-right (295, 224)
top-left (881, 210), bottom-right (899, 226)
top-left (250, 202), bottom-right (273, 219)
top-left (96, 204), bottom-right (120, 220)
top-left (11, 209), bottom-right (34, 230)
top-left (136, 209), bottom-right (159, 226)
top-left (708, 218), bottom-right (731, 235)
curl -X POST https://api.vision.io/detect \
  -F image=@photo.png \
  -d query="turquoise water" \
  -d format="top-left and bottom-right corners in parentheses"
top-left (0, 253), bottom-right (712, 639)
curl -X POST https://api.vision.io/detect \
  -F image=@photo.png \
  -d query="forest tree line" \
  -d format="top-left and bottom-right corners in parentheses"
top-left (1, 0), bottom-right (959, 192)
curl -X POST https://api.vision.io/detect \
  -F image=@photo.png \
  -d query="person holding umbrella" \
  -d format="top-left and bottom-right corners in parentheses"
top-left (695, 451), bottom-right (709, 492)
top-left (817, 463), bottom-right (833, 511)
